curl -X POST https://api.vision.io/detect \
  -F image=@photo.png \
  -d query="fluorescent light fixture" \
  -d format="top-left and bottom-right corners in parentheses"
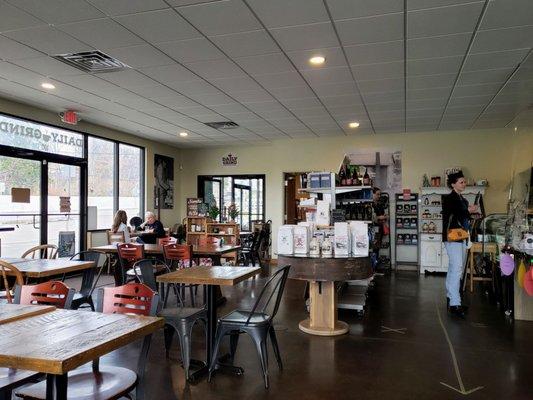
top-left (309, 56), bottom-right (325, 65)
top-left (349, 122), bottom-right (360, 128)
top-left (179, 131), bottom-right (188, 137)
top-left (41, 82), bottom-right (55, 90)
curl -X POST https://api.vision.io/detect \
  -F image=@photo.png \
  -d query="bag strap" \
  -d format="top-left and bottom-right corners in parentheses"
top-left (447, 213), bottom-right (464, 230)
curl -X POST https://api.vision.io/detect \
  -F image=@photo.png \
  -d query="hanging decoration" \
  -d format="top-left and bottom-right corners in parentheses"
top-left (500, 253), bottom-right (515, 276)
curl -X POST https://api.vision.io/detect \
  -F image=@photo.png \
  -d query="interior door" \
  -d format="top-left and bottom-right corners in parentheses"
top-left (234, 184), bottom-right (251, 231)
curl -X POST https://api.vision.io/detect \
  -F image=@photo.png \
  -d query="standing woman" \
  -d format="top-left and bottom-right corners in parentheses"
top-left (442, 171), bottom-right (478, 317)
top-left (111, 210), bottom-right (131, 243)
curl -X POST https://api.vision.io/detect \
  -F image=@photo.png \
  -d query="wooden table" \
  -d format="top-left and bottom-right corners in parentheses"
top-left (0, 308), bottom-right (164, 399)
top-left (157, 266), bottom-right (260, 382)
top-left (0, 303), bottom-right (55, 325)
top-left (278, 254), bottom-right (372, 336)
top-left (0, 258), bottom-right (95, 280)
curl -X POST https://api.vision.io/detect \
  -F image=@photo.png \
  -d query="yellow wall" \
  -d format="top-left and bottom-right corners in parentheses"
top-left (179, 128), bottom-right (532, 253)
top-left (0, 97), bottom-right (182, 227)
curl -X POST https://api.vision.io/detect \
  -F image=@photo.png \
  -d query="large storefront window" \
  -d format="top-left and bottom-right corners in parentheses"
top-left (88, 137), bottom-right (115, 230)
top-left (119, 144), bottom-right (142, 220)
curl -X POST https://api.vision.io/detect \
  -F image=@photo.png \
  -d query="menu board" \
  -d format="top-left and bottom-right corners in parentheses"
top-left (187, 198), bottom-right (207, 217)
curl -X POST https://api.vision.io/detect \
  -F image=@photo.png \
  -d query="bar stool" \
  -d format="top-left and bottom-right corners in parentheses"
top-left (463, 242), bottom-right (498, 293)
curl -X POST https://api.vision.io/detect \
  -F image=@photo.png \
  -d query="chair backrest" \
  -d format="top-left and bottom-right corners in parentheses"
top-left (21, 244), bottom-right (58, 259)
top-left (96, 283), bottom-right (159, 316)
top-left (0, 261), bottom-right (24, 303)
top-left (245, 265), bottom-right (291, 325)
top-left (15, 281), bottom-right (75, 309)
top-left (117, 243), bottom-right (145, 265)
top-left (157, 236), bottom-right (177, 246)
top-left (132, 259), bottom-right (168, 292)
top-left (198, 236), bottom-right (218, 246)
top-left (163, 243), bottom-right (192, 261)
top-left (70, 251), bottom-right (103, 296)
top-left (107, 230), bottom-right (125, 244)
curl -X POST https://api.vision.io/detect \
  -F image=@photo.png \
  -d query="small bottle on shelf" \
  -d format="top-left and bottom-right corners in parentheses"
top-left (363, 170), bottom-right (370, 186)
top-left (346, 165), bottom-right (353, 186)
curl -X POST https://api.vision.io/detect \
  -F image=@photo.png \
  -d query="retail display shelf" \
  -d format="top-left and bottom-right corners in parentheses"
top-left (396, 213), bottom-right (418, 216)
top-left (299, 185), bottom-right (372, 194)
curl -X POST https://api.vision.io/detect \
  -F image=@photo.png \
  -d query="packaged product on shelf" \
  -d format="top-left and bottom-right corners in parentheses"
top-left (309, 237), bottom-right (320, 256)
top-left (313, 230), bottom-right (325, 244)
top-left (334, 222), bottom-right (350, 256)
top-left (294, 225), bottom-right (311, 254)
top-left (322, 236), bottom-right (333, 256)
top-left (316, 200), bottom-right (331, 226)
top-left (350, 221), bottom-right (369, 257)
top-left (320, 172), bottom-right (332, 188)
top-left (297, 221), bottom-right (316, 237)
top-left (300, 197), bottom-right (316, 206)
top-left (309, 172), bottom-right (321, 188)
top-left (277, 225), bottom-right (295, 255)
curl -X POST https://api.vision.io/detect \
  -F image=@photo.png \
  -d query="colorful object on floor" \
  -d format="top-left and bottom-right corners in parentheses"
top-left (500, 253), bottom-right (515, 276)
top-left (517, 260), bottom-right (527, 288)
top-left (524, 267), bottom-right (533, 296)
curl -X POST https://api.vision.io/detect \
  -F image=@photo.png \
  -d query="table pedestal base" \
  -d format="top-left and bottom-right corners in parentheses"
top-left (299, 319), bottom-right (348, 336)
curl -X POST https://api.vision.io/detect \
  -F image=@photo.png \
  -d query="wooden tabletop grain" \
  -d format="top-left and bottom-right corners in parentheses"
top-left (0, 259), bottom-right (95, 278)
top-left (90, 244), bottom-right (241, 256)
top-left (0, 309), bottom-right (164, 374)
top-left (156, 266), bottom-right (260, 286)
top-left (0, 304), bottom-right (55, 325)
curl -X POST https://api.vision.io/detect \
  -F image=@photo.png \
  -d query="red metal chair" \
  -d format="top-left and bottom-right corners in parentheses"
top-left (163, 244), bottom-right (197, 306)
top-left (197, 237), bottom-right (218, 266)
top-left (15, 281), bottom-right (75, 309)
top-left (157, 236), bottom-right (177, 246)
top-left (15, 283), bottom-right (159, 400)
top-left (116, 243), bottom-right (145, 286)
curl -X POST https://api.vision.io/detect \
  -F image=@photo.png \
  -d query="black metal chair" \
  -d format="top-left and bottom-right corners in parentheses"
top-left (69, 251), bottom-right (104, 311)
top-left (208, 265), bottom-right (291, 388)
top-left (133, 259), bottom-right (208, 381)
top-left (239, 231), bottom-right (260, 266)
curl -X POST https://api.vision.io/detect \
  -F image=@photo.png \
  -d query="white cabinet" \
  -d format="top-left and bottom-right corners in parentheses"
top-left (421, 235), bottom-right (442, 269)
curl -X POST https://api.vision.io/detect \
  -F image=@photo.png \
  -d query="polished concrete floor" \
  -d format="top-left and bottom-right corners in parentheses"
top-left (67, 269), bottom-right (532, 400)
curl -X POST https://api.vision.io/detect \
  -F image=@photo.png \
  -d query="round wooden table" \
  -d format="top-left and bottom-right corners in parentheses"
top-left (278, 254), bottom-right (372, 336)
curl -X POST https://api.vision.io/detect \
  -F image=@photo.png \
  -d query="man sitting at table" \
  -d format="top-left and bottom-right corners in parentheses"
top-left (137, 211), bottom-right (166, 244)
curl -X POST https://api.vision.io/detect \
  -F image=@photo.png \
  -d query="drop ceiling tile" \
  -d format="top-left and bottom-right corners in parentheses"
top-left (87, 0), bottom-right (169, 16)
top-left (457, 67), bottom-right (514, 86)
top-left (55, 74), bottom-right (132, 99)
top-left (247, 0), bottom-right (328, 28)
top-left (58, 18), bottom-right (145, 49)
top-left (480, 0), bottom-right (533, 31)
top-left (407, 32), bottom-right (470, 60)
top-left (208, 103), bottom-right (251, 115)
top-left (452, 82), bottom-right (501, 96)
top-left (269, 85), bottom-right (315, 100)
top-left (408, 0), bottom-right (479, 11)
top-left (4, 26), bottom-right (91, 55)
top-left (187, 91), bottom-right (235, 106)
top-left (359, 78), bottom-right (404, 93)
top-left (105, 45), bottom-right (175, 68)
top-left (345, 41), bottom-right (404, 65)
top-left (471, 25), bottom-right (533, 53)
top-left (0, 2), bottom-right (47, 32)
top-left (321, 94), bottom-right (363, 107)
top-left (177, 0), bottom-right (260, 36)
top-left (407, 56), bottom-right (462, 76)
top-left (369, 109), bottom-right (404, 120)
top-left (407, 73), bottom-right (456, 90)
top-left (0, 61), bottom-right (48, 85)
top-left (509, 67), bottom-right (533, 81)
top-left (446, 104), bottom-right (485, 115)
top-left (364, 90), bottom-right (404, 104)
top-left (210, 30), bottom-right (278, 58)
top-left (471, 119), bottom-right (509, 129)
top-left (12, 0), bottom-right (104, 24)
top-left (464, 48), bottom-right (529, 72)
top-left (156, 38), bottom-right (225, 63)
top-left (408, 2), bottom-right (483, 38)
top-left (100, 70), bottom-right (158, 88)
top-left (282, 98), bottom-right (322, 109)
top-left (328, 0), bottom-right (404, 19)
top-left (352, 61), bottom-right (404, 81)
top-left (408, 98), bottom-right (448, 109)
top-left (12, 56), bottom-right (87, 76)
top-left (0, 36), bottom-right (44, 60)
top-left (210, 76), bottom-right (262, 93)
top-left (447, 94), bottom-right (493, 108)
top-left (140, 63), bottom-right (199, 83)
top-left (235, 53), bottom-right (294, 76)
top-left (301, 66), bottom-right (353, 86)
top-left (116, 9), bottom-right (200, 43)
top-left (407, 86), bottom-right (452, 100)
top-left (230, 89), bottom-right (275, 103)
top-left (291, 107), bottom-right (331, 119)
top-left (328, 104), bottom-right (368, 117)
top-left (336, 13), bottom-right (404, 46)
top-left (253, 71), bottom-right (306, 89)
top-left (270, 22), bottom-right (338, 52)
top-left (407, 108), bottom-right (444, 118)
top-left (166, 79), bottom-right (220, 96)
top-left (312, 82), bottom-right (360, 97)
top-left (366, 101), bottom-right (404, 112)
top-left (127, 84), bottom-right (177, 99)
top-left (185, 58), bottom-right (244, 79)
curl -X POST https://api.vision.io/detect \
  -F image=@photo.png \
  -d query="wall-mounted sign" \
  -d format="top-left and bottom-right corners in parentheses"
top-left (11, 188), bottom-right (30, 203)
top-left (222, 153), bottom-right (238, 166)
top-left (59, 196), bottom-right (71, 213)
top-left (187, 198), bottom-right (207, 217)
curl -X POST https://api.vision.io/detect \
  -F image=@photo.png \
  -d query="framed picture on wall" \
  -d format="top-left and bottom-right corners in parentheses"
top-left (154, 154), bottom-right (174, 209)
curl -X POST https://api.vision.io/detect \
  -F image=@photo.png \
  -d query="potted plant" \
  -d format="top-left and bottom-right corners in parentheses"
top-left (228, 203), bottom-right (239, 222)
top-left (208, 204), bottom-right (220, 221)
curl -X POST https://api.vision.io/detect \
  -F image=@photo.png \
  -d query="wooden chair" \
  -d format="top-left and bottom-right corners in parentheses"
top-left (14, 281), bottom-right (75, 309)
top-left (21, 244), bottom-right (58, 259)
top-left (463, 242), bottom-right (499, 293)
top-left (107, 230), bottom-right (125, 244)
top-left (15, 283), bottom-right (159, 400)
top-left (0, 260), bottom-right (23, 303)
top-left (116, 243), bottom-right (145, 286)
top-left (157, 236), bottom-right (177, 246)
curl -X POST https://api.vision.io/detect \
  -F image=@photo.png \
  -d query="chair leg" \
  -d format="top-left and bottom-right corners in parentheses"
top-left (0, 388), bottom-right (12, 400)
top-left (250, 332), bottom-right (269, 389)
top-left (229, 331), bottom-right (240, 362)
top-left (164, 325), bottom-right (175, 359)
top-left (208, 324), bottom-right (227, 382)
top-left (87, 296), bottom-right (95, 312)
top-left (189, 285), bottom-right (195, 307)
top-left (268, 326), bottom-right (283, 371)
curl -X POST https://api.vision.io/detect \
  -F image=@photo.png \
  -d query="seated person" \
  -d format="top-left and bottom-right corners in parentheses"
top-left (111, 210), bottom-right (130, 243)
top-left (137, 211), bottom-right (165, 244)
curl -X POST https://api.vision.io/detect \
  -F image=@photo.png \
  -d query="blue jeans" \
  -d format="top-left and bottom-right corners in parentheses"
top-left (444, 241), bottom-right (466, 306)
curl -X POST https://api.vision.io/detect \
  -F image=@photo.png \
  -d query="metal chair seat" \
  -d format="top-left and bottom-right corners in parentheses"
top-left (220, 310), bottom-right (270, 325)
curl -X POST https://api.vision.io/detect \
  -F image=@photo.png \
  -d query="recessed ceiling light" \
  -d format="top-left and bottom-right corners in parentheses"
top-left (514, 126), bottom-right (517, 131)
top-left (179, 132), bottom-right (188, 137)
top-left (309, 56), bottom-right (325, 65)
top-left (41, 82), bottom-right (55, 90)
top-left (349, 122), bottom-right (360, 128)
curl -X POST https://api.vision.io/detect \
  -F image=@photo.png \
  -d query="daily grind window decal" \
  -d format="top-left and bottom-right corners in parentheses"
top-left (0, 113), bottom-right (83, 157)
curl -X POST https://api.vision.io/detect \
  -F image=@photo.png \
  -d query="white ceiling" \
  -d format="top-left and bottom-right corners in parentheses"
top-left (0, 0), bottom-right (531, 147)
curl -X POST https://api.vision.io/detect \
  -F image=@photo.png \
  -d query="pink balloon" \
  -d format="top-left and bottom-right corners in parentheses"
top-left (524, 268), bottom-right (533, 297)
top-left (500, 253), bottom-right (515, 276)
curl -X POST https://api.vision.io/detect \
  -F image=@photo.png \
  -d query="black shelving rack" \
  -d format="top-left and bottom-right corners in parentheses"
top-left (394, 192), bottom-right (419, 267)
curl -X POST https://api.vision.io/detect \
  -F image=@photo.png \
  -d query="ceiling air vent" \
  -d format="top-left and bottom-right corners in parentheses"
top-left (205, 121), bottom-right (239, 129)
top-left (53, 50), bottom-right (131, 73)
